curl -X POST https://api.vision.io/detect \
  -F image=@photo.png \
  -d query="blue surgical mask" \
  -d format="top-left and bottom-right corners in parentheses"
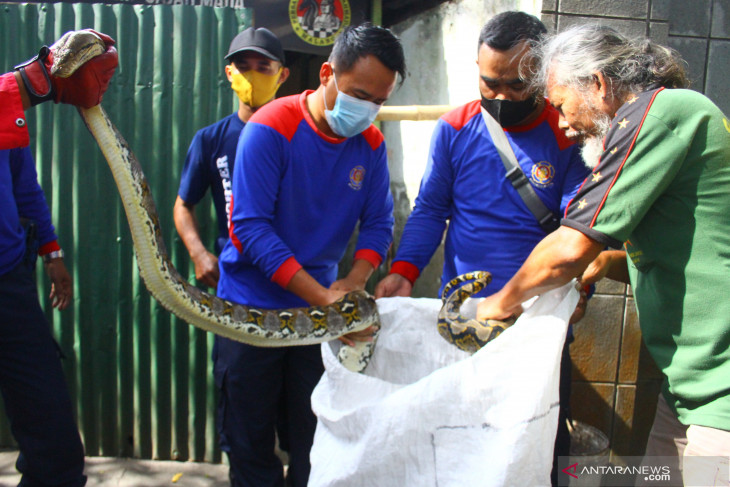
top-left (323, 69), bottom-right (381, 138)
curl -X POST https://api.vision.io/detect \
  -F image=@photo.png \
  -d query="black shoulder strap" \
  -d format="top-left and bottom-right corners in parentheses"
top-left (480, 107), bottom-right (560, 233)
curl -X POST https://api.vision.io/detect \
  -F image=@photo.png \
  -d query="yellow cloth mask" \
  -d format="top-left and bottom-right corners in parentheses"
top-left (229, 66), bottom-right (282, 108)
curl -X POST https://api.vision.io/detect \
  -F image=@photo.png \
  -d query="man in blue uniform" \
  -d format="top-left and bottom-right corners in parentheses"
top-left (214, 23), bottom-right (405, 487)
top-left (174, 27), bottom-right (289, 288)
top-left (374, 12), bottom-right (591, 486)
top-left (1, 29), bottom-right (117, 486)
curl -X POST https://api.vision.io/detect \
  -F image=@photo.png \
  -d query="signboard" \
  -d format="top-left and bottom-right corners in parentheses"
top-left (252, 0), bottom-right (370, 55)
top-left (2, 0), bottom-right (370, 54)
top-left (3, 0), bottom-right (247, 6)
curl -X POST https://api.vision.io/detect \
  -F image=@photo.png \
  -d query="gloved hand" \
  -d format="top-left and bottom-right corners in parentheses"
top-left (14, 29), bottom-right (118, 108)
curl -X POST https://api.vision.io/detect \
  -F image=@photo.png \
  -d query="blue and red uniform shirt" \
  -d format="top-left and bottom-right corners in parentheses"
top-left (0, 146), bottom-right (59, 275)
top-left (178, 112), bottom-right (244, 252)
top-left (391, 100), bottom-right (590, 296)
top-left (217, 91), bottom-right (394, 309)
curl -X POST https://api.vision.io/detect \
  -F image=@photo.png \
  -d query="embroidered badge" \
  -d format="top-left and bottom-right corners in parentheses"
top-left (530, 161), bottom-right (555, 188)
top-left (348, 165), bottom-right (365, 190)
top-left (290, 0), bottom-right (351, 47)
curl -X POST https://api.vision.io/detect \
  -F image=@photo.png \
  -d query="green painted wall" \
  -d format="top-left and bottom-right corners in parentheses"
top-left (0, 2), bottom-right (251, 462)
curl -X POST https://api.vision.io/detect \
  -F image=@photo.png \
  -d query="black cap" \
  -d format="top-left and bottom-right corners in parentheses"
top-left (225, 27), bottom-right (285, 64)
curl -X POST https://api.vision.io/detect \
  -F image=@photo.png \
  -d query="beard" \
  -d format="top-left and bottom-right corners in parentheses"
top-left (579, 106), bottom-right (612, 169)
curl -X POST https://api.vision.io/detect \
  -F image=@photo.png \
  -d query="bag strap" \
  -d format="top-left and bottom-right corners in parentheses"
top-left (480, 107), bottom-right (560, 233)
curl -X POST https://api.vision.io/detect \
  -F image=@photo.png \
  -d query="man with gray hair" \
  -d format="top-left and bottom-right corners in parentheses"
top-left (477, 24), bottom-right (730, 483)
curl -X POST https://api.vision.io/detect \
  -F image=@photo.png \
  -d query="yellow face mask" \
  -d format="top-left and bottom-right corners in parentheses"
top-left (228, 66), bottom-right (283, 108)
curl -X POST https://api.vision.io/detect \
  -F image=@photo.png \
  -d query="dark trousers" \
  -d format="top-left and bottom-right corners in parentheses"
top-left (551, 336), bottom-right (573, 486)
top-left (213, 338), bottom-right (324, 487)
top-left (0, 263), bottom-right (86, 487)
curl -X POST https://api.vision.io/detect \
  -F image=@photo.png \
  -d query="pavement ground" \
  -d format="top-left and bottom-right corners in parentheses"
top-left (0, 450), bottom-right (230, 486)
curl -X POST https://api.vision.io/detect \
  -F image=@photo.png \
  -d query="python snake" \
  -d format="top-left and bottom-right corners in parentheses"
top-left (437, 271), bottom-right (516, 353)
top-left (50, 30), bottom-right (379, 372)
top-left (52, 30), bottom-right (492, 369)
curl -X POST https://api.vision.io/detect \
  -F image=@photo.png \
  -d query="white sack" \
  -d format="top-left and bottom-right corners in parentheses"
top-left (309, 282), bottom-right (579, 487)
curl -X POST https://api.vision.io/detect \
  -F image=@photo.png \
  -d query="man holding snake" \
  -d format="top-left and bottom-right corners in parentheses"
top-left (214, 23), bottom-right (405, 487)
top-left (375, 11), bottom-right (590, 486)
top-left (477, 24), bottom-right (730, 484)
top-left (0, 29), bottom-right (116, 486)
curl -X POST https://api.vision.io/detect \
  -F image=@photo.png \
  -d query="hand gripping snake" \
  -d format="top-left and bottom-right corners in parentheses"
top-left (52, 31), bottom-right (504, 372)
top-left (437, 271), bottom-right (516, 353)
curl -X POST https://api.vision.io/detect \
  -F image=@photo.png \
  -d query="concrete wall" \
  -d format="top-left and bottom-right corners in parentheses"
top-left (382, 0), bottom-right (543, 296)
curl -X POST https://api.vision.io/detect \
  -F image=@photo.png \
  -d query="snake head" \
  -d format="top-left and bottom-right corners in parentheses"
top-left (50, 30), bottom-right (107, 78)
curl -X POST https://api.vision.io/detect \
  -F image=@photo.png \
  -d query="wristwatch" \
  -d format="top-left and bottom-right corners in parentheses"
top-left (42, 249), bottom-right (64, 263)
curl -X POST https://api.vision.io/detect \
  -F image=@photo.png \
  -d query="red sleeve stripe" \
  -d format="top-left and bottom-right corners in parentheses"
top-left (389, 260), bottom-right (420, 285)
top-left (590, 88), bottom-right (663, 228)
top-left (354, 248), bottom-right (382, 269)
top-left (441, 101), bottom-right (481, 131)
top-left (361, 125), bottom-right (384, 151)
top-left (38, 240), bottom-right (61, 255)
top-left (271, 256), bottom-right (302, 288)
top-left (228, 194), bottom-right (243, 253)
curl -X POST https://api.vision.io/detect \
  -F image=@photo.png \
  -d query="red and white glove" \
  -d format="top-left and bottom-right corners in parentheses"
top-left (14, 29), bottom-right (118, 108)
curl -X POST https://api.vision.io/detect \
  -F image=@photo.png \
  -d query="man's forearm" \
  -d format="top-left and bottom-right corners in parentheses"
top-left (478, 226), bottom-right (604, 319)
top-left (173, 197), bottom-right (208, 260)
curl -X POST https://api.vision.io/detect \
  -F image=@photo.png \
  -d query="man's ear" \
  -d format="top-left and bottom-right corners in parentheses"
top-left (278, 66), bottom-right (291, 86)
top-left (319, 62), bottom-right (333, 87)
top-left (592, 71), bottom-right (609, 99)
top-left (225, 64), bottom-right (236, 83)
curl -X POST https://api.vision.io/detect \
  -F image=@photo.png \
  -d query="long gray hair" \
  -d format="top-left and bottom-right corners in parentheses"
top-left (529, 24), bottom-right (689, 97)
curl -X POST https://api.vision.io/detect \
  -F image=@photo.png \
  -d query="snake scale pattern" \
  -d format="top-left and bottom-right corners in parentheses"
top-left (52, 30), bottom-right (499, 371)
top-left (437, 271), bottom-right (516, 353)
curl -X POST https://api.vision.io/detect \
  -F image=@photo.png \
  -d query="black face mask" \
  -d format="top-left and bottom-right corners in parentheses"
top-left (480, 95), bottom-right (538, 127)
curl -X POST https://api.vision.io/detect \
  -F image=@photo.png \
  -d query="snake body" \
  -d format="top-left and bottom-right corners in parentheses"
top-left (53, 30), bottom-right (494, 368)
top-left (53, 31), bottom-right (378, 371)
top-left (437, 271), bottom-right (516, 353)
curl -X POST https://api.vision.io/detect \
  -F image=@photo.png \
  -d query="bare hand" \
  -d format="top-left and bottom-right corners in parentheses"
top-left (329, 276), bottom-right (363, 294)
top-left (579, 251), bottom-right (613, 288)
top-left (45, 259), bottom-right (73, 310)
top-left (476, 293), bottom-right (521, 322)
top-left (374, 273), bottom-right (412, 299)
top-left (338, 325), bottom-right (379, 347)
top-left (193, 250), bottom-right (219, 289)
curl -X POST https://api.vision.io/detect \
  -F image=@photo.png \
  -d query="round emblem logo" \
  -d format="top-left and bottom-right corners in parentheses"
top-left (289, 0), bottom-right (351, 47)
top-left (530, 161), bottom-right (555, 188)
top-left (348, 165), bottom-right (365, 190)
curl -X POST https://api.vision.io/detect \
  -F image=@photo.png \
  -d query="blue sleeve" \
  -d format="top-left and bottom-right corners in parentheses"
top-left (393, 121), bottom-right (453, 270)
top-left (11, 147), bottom-right (57, 245)
top-left (178, 130), bottom-right (212, 205)
top-left (229, 123), bottom-right (295, 279)
top-left (354, 142), bottom-right (394, 261)
top-left (559, 146), bottom-right (590, 215)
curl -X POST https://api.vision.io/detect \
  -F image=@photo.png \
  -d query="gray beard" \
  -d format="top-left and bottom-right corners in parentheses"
top-left (579, 112), bottom-right (612, 169)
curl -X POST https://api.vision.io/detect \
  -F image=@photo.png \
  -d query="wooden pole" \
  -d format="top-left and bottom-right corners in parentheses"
top-left (376, 105), bottom-right (454, 121)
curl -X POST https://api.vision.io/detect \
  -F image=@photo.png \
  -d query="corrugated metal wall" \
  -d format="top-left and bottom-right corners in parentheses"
top-left (0, 2), bottom-right (251, 462)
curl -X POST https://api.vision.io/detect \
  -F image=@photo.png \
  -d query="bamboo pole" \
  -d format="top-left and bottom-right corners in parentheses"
top-left (376, 105), bottom-right (454, 121)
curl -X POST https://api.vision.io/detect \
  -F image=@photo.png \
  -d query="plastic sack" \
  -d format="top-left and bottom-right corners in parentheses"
top-left (309, 282), bottom-right (579, 487)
